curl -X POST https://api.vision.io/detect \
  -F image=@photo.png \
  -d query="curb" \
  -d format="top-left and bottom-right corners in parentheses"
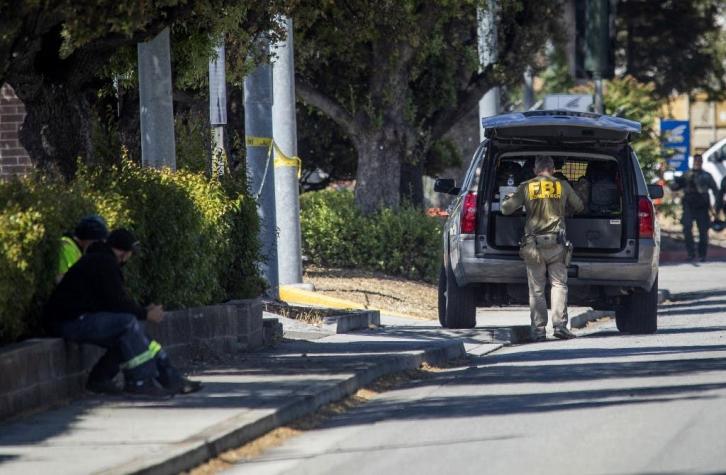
top-left (322, 310), bottom-right (381, 333)
top-left (264, 300), bottom-right (381, 334)
top-left (570, 309), bottom-right (613, 329)
top-left (279, 285), bottom-right (420, 320)
top-left (660, 249), bottom-right (726, 263)
top-left (104, 341), bottom-right (467, 475)
top-left (568, 290), bottom-right (672, 330)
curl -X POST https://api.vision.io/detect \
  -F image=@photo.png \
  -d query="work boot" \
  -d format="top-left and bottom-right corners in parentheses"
top-left (157, 361), bottom-right (203, 395)
top-left (553, 326), bottom-right (577, 340)
top-left (86, 378), bottom-right (123, 395)
top-left (124, 378), bottom-right (173, 399)
top-left (166, 376), bottom-right (204, 395)
top-left (531, 329), bottom-right (547, 342)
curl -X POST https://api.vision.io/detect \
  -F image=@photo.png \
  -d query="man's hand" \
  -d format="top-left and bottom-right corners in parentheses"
top-left (146, 304), bottom-right (165, 323)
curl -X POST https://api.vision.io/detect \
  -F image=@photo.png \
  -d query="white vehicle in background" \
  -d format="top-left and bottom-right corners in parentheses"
top-left (663, 138), bottom-right (726, 206)
top-left (702, 137), bottom-right (726, 190)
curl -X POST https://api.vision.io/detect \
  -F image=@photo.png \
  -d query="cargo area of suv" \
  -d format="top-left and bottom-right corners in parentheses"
top-left (484, 152), bottom-right (634, 257)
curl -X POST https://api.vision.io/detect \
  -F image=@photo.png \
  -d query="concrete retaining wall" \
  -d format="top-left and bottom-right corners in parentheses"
top-left (0, 299), bottom-right (262, 421)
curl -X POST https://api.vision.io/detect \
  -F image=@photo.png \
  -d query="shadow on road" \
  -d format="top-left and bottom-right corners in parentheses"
top-left (660, 298), bottom-right (726, 309)
top-left (668, 288), bottom-right (726, 302)
top-left (659, 306), bottom-right (726, 317)
top-left (650, 326), bottom-right (726, 335)
top-left (318, 353), bottom-right (726, 429)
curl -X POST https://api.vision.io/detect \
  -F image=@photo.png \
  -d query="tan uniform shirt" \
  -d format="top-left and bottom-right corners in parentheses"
top-left (501, 175), bottom-right (584, 235)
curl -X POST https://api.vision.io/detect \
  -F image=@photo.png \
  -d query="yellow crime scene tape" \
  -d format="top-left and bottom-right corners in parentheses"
top-left (245, 136), bottom-right (273, 147)
top-left (245, 135), bottom-right (302, 178)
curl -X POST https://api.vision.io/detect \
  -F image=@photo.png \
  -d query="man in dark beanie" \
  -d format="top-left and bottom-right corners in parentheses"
top-left (44, 228), bottom-right (201, 397)
top-left (56, 215), bottom-right (109, 283)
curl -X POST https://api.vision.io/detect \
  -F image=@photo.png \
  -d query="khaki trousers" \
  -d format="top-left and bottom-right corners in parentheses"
top-left (525, 244), bottom-right (568, 336)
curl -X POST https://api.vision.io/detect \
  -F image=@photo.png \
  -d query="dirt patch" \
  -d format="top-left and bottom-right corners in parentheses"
top-left (302, 266), bottom-right (438, 320)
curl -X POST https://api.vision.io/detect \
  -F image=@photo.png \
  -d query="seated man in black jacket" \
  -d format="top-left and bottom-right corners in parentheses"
top-left (44, 229), bottom-right (200, 397)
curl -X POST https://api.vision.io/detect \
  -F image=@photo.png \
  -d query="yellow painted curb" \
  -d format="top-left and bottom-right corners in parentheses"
top-left (279, 285), bottom-right (425, 320)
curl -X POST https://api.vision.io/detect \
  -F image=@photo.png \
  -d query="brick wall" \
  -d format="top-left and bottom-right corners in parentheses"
top-left (0, 84), bottom-right (33, 178)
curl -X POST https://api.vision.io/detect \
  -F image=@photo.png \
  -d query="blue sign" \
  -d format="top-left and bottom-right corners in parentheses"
top-left (660, 119), bottom-right (690, 172)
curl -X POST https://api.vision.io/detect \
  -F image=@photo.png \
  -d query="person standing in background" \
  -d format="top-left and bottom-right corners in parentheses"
top-left (670, 155), bottom-right (719, 261)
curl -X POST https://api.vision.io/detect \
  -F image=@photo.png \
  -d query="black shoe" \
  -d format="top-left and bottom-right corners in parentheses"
top-left (687, 254), bottom-right (696, 262)
top-left (553, 327), bottom-right (577, 340)
top-left (700, 256), bottom-right (707, 262)
top-left (166, 377), bottom-right (204, 395)
top-left (532, 332), bottom-right (547, 342)
top-left (124, 378), bottom-right (174, 399)
top-left (86, 379), bottom-right (123, 395)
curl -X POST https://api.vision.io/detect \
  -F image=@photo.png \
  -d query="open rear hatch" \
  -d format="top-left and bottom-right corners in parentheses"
top-left (476, 111), bottom-right (641, 259)
top-left (482, 110), bottom-right (641, 144)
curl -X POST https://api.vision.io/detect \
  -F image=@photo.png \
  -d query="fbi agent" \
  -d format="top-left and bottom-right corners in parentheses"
top-left (502, 155), bottom-right (584, 341)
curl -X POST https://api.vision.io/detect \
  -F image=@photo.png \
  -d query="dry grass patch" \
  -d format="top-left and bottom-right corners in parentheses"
top-left (303, 266), bottom-right (438, 320)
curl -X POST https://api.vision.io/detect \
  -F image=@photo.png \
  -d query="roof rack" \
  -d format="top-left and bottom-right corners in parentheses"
top-left (522, 110), bottom-right (601, 119)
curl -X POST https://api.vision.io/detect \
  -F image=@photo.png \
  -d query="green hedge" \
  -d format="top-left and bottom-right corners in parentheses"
top-left (0, 162), bottom-right (263, 344)
top-left (300, 190), bottom-right (442, 282)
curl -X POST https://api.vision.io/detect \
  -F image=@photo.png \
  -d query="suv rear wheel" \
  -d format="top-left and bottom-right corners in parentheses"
top-left (615, 275), bottom-right (658, 334)
top-left (439, 262), bottom-right (477, 329)
top-left (437, 266), bottom-right (448, 327)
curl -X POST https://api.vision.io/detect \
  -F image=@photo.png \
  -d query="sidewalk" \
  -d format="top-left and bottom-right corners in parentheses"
top-left (0, 316), bottom-right (507, 475)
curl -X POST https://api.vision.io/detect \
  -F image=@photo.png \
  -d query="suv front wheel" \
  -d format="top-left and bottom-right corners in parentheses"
top-left (438, 262), bottom-right (477, 329)
top-left (615, 275), bottom-right (658, 334)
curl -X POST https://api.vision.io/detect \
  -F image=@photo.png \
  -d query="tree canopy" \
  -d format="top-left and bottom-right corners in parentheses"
top-left (616, 0), bottom-right (726, 98)
top-left (293, 0), bottom-right (562, 211)
top-left (0, 0), bottom-right (289, 176)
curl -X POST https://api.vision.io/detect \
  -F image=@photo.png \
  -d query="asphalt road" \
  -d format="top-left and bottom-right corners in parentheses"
top-left (228, 263), bottom-right (726, 475)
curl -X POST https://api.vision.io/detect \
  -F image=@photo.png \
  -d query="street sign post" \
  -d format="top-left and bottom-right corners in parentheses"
top-left (660, 119), bottom-right (690, 173)
top-left (209, 42), bottom-right (227, 176)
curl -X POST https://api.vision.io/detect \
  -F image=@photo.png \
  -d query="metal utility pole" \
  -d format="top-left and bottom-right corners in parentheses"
top-left (138, 28), bottom-right (176, 170)
top-left (593, 74), bottom-right (604, 114)
top-left (523, 66), bottom-right (535, 111)
top-left (585, 0), bottom-right (611, 114)
top-left (478, 0), bottom-right (499, 141)
top-left (272, 16), bottom-right (303, 286)
top-left (244, 43), bottom-right (279, 298)
top-left (209, 42), bottom-right (227, 176)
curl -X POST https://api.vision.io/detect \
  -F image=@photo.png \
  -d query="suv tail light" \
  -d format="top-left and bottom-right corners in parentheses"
top-left (460, 192), bottom-right (477, 234)
top-left (638, 196), bottom-right (655, 238)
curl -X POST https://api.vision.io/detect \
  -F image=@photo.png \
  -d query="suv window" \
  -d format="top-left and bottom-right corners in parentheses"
top-left (460, 143), bottom-right (486, 193)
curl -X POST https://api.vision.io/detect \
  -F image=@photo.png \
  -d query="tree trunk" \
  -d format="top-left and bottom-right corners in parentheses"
top-left (355, 131), bottom-right (401, 213)
top-left (118, 85), bottom-right (142, 164)
top-left (400, 159), bottom-right (424, 207)
top-left (14, 79), bottom-right (93, 178)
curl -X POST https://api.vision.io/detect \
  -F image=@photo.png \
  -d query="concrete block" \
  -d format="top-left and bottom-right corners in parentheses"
top-left (189, 309), bottom-right (216, 340)
top-left (570, 310), bottom-right (613, 329)
top-left (263, 318), bottom-right (283, 347)
top-left (322, 310), bottom-right (381, 333)
top-left (0, 340), bottom-right (58, 393)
